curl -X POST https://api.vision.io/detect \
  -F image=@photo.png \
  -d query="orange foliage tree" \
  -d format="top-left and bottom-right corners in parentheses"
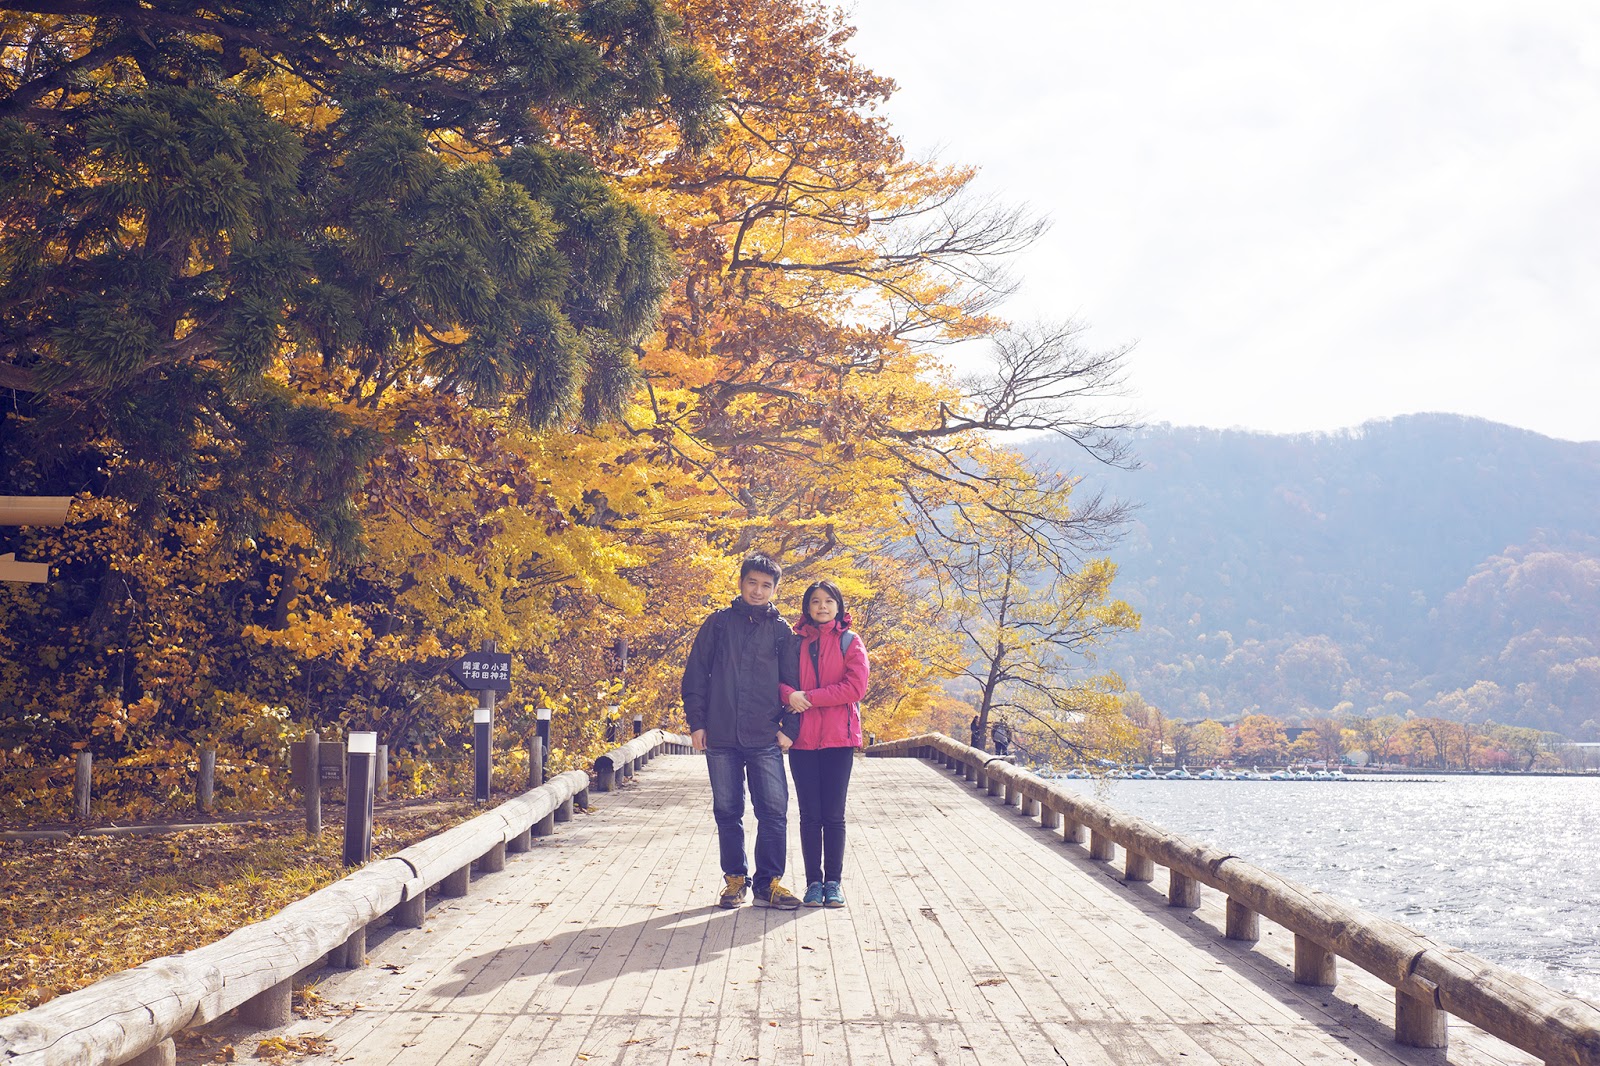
top-left (0, 0), bottom-right (1138, 819)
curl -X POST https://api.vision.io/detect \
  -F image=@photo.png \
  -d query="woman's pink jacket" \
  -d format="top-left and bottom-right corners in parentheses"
top-left (781, 616), bottom-right (870, 750)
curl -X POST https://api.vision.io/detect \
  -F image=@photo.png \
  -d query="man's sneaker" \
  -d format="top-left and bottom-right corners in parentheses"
top-left (753, 880), bottom-right (803, 910)
top-left (802, 882), bottom-right (826, 907)
top-left (822, 881), bottom-right (846, 908)
top-left (718, 874), bottom-right (749, 909)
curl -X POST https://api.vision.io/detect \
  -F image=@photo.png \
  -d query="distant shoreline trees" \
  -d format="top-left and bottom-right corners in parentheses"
top-left (1109, 702), bottom-right (1572, 773)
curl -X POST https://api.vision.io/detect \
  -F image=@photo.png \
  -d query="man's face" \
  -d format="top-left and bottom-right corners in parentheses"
top-left (740, 570), bottom-right (777, 607)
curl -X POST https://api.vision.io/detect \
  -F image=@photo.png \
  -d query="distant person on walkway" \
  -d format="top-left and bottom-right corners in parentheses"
top-left (782, 579), bottom-right (870, 909)
top-left (969, 715), bottom-right (984, 750)
top-left (991, 719), bottom-right (1011, 756)
top-left (681, 554), bottom-right (804, 911)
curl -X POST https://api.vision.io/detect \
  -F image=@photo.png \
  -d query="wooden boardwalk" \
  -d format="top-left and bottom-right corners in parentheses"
top-left (224, 755), bottom-right (1541, 1066)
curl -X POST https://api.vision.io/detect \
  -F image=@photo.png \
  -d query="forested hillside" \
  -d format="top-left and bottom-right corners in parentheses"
top-left (1047, 415), bottom-right (1600, 737)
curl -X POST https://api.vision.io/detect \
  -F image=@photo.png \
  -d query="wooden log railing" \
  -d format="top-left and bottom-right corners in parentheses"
top-left (867, 732), bottom-right (1600, 1066)
top-left (593, 728), bottom-right (694, 792)
top-left (0, 731), bottom-right (691, 1066)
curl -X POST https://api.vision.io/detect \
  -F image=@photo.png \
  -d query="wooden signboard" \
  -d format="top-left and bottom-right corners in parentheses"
top-left (289, 740), bottom-right (346, 787)
top-left (447, 652), bottom-right (512, 693)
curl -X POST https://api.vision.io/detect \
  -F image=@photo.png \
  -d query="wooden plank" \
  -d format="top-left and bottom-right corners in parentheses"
top-left (836, 1019), bottom-right (897, 1065)
top-left (847, 782), bottom-right (1029, 1066)
top-left (192, 756), bottom-right (1550, 1066)
top-left (472, 1014), bottom-right (562, 1066)
top-left (660, 1013), bottom-right (720, 1066)
top-left (887, 764), bottom-right (1179, 1064)
top-left (945, 792), bottom-right (1415, 1066)
top-left (618, 790), bottom-right (719, 1021)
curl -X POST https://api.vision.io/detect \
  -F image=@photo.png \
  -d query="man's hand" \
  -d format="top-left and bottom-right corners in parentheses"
top-left (777, 731), bottom-right (793, 751)
top-left (692, 729), bottom-right (707, 751)
top-left (787, 690), bottom-right (812, 712)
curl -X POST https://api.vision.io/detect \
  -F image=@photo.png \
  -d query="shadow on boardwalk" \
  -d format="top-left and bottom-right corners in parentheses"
top-left (430, 904), bottom-right (800, 997)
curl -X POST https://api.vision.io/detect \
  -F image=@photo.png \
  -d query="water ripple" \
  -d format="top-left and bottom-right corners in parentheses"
top-left (1060, 775), bottom-right (1600, 1001)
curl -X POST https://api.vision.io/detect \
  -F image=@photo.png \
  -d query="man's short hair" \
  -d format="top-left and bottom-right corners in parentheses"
top-left (739, 553), bottom-right (783, 584)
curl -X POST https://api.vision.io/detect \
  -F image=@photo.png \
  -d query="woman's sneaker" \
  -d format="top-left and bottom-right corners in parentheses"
top-left (803, 882), bottom-right (826, 907)
top-left (822, 881), bottom-right (846, 908)
top-left (718, 874), bottom-right (749, 909)
top-left (753, 880), bottom-right (803, 910)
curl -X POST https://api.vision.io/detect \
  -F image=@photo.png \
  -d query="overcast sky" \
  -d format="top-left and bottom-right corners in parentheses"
top-left (844, 1), bottom-right (1600, 442)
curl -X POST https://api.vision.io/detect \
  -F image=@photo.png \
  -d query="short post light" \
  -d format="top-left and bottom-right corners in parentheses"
top-left (536, 704), bottom-right (552, 777)
top-left (344, 732), bottom-right (378, 866)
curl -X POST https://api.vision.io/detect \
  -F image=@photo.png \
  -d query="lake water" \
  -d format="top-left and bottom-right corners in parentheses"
top-left (1054, 774), bottom-right (1600, 1002)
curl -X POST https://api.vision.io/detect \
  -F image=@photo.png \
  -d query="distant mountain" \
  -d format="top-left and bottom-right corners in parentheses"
top-left (1033, 415), bottom-right (1600, 737)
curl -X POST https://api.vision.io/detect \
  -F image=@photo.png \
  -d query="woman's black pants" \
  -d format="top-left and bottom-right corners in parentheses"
top-left (787, 746), bottom-right (854, 884)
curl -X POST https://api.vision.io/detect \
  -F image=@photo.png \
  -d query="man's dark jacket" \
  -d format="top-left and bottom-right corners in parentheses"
top-left (682, 598), bottom-right (800, 748)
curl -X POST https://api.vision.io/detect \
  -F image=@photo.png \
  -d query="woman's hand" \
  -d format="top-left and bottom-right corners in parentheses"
top-left (788, 690), bottom-right (812, 712)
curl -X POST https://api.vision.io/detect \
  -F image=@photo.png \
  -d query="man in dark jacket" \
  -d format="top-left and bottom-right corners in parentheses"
top-left (991, 718), bottom-right (1011, 756)
top-left (682, 554), bottom-right (804, 910)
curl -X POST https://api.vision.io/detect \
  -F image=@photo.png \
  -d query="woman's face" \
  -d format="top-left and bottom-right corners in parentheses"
top-left (806, 588), bottom-right (839, 625)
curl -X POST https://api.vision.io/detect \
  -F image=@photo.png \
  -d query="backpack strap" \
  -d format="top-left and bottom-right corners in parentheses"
top-left (840, 630), bottom-right (856, 654)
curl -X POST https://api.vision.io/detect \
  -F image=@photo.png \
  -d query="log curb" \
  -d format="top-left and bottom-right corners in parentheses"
top-left (866, 732), bottom-right (1600, 1066)
top-left (0, 733), bottom-right (691, 1066)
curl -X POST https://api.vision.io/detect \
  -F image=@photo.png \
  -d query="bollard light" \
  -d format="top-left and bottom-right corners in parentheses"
top-left (535, 704), bottom-right (552, 775)
top-left (344, 732), bottom-right (378, 866)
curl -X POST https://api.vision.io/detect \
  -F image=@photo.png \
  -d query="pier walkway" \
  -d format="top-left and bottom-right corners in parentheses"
top-left (230, 754), bottom-right (1541, 1066)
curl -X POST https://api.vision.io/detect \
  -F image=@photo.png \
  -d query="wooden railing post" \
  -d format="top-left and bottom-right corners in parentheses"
top-left (239, 978), bottom-right (292, 1027)
top-left (395, 890), bottom-right (426, 928)
top-left (532, 740), bottom-right (555, 837)
top-left (1225, 898), bottom-right (1259, 942)
top-left (1063, 819), bottom-right (1087, 844)
top-left (1294, 934), bottom-right (1338, 986)
top-left (304, 729), bottom-right (321, 837)
top-left (1395, 986), bottom-right (1447, 1048)
top-left (197, 748), bottom-right (215, 814)
top-left (74, 752), bottom-right (91, 822)
top-left (440, 865), bottom-right (470, 898)
top-left (123, 1038), bottom-right (176, 1066)
top-left (1089, 830), bottom-right (1116, 862)
top-left (530, 736), bottom-right (546, 788)
top-left (339, 927), bottom-right (366, 969)
top-left (1040, 804), bottom-right (1061, 831)
top-left (1169, 870), bottom-right (1201, 909)
top-left (1124, 851), bottom-right (1154, 882)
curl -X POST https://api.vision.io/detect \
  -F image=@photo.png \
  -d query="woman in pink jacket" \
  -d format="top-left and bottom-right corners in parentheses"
top-left (782, 579), bottom-right (870, 908)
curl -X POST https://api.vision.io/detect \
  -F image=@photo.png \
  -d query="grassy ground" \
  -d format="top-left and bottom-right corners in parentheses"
top-left (0, 799), bottom-right (477, 1017)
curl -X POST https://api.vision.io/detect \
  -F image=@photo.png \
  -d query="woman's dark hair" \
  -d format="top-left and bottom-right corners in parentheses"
top-left (801, 580), bottom-right (846, 623)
